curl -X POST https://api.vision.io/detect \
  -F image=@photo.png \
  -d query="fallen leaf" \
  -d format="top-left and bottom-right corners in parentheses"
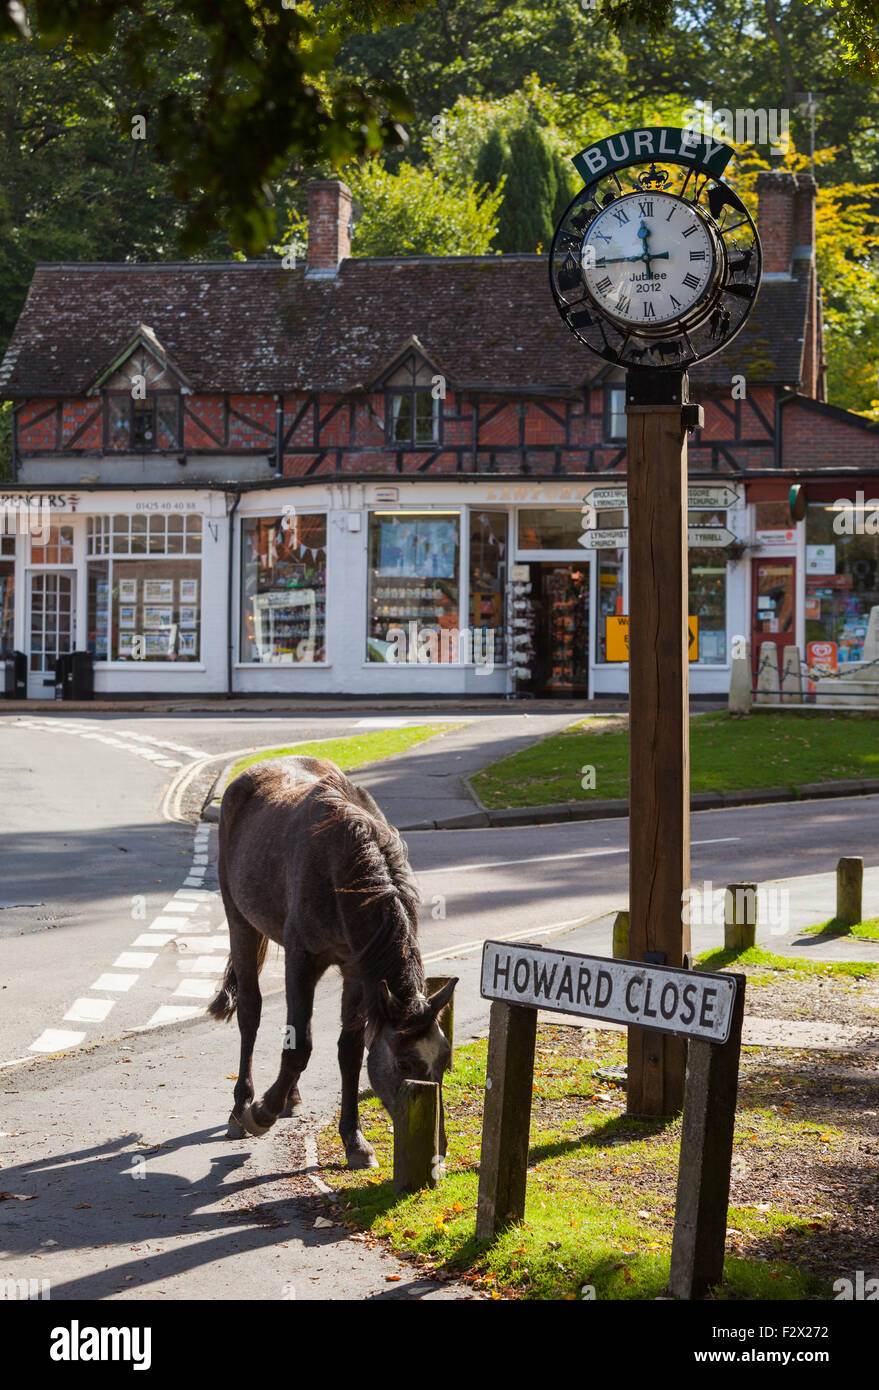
top-left (385, 1274), bottom-right (401, 1282)
top-left (313, 1216), bottom-right (334, 1229)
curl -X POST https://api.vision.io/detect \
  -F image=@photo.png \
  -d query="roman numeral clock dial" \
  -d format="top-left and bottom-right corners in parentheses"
top-left (581, 192), bottom-right (717, 330)
top-left (549, 130), bottom-right (762, 369)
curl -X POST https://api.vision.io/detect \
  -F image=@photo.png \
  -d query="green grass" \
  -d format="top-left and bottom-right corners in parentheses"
top-left (471, 711), bottom-right (879, 809)
top-left (802, 916), bottom-right (879, 943)
top-left (226, 723), bottom-right (462, 785)
top-left (315, 1030), bottom-right (829, 1301)
top-left (694, 944), bottom-right (879, 979)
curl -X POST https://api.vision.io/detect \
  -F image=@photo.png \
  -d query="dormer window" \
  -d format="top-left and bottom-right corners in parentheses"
top-left (90, 325), bottom-right (188, 453)
top-left (385, 355), bottom-right (441, 447)
top-left (106, 393), bottom-right (181, 451)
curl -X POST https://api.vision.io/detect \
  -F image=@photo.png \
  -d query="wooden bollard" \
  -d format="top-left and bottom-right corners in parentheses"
top-left (836, 857), bottom-right (863, 927)
top-left (393, 1080), bottom-right (440, 1194)
top-left (425, 974), bottom-right (455, 1067)
top-left (724, 883), bottom-right (757, 951)
top-left (612, 910), bottom-right (629, 959)
top-left (475, 1001), bottom-right (536, 1240)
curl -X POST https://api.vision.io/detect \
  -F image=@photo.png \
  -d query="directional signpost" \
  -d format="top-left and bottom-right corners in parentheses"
top-left (475, 940), bottom-right (746, 1298)
top-left (583, 484), bottom-right (741, 510)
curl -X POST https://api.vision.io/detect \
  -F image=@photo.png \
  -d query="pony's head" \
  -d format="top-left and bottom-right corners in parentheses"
top-left (366, 977), bottom-right (457, 1115)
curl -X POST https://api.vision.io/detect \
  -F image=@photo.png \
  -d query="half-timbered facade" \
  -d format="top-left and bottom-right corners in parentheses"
top-left (2, 174), bottom-right (877, 699)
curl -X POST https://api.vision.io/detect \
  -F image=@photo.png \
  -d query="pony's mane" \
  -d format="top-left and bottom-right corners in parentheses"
top-left (311, 768), bottom-right (425, 1030)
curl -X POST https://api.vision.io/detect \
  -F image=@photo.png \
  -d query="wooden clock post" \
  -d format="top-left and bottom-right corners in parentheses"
top-left (625, 369), bottom-right (703, 1116)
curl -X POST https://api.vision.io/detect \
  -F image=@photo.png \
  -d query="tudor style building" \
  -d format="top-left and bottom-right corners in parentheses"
top-left (1, 174), bottom-right (877, 699)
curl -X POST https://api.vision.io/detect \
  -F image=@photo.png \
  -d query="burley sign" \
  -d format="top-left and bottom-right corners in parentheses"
top-left (572, 126), bottom-right (735, 184)
top-left (481, 940), bottom-right (735, 1042)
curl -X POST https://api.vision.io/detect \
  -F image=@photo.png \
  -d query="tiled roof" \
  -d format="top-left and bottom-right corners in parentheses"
top-left (1, 256), bottom-right (810, 397)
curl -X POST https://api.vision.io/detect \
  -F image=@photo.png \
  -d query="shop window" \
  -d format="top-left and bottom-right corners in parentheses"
top-left (368, 512), bottom-right (460, 663)
top-left (596, 551), bottom-right (626, 662)
top-left (105, 393), bottom-right (181, 451)
top-left (689, 555), bottom-right (727, 663)
top-left (31, 525), bottom-right (73, 565)
top-left (0, 536), bottom-right (14, 652)
top-left (469, 511), bottom-right (507, 664)
top-left (806, 501), bottom-right (879, 668)
top-left (84, 512), bottom-right (202, 662)
top-left (240, 513), bottom-right (326, 664)
top-left (517, 509), bottom-right (584, 551)
top-left (604, 387), bottom-right (626, 442)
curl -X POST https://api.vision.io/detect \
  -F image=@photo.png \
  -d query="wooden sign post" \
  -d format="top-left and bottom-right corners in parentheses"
top-left (626, 370), bottom-right (704, 1117)
top-left (476, 939), bottom-right (745, 1299)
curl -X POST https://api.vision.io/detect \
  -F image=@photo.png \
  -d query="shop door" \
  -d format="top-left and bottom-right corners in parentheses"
top-left (751, 559), bottom-right (795, 685)
top-left (27, 571), bottom-right (76, 698)
top-left (529, 563), bottom-right (590, 696)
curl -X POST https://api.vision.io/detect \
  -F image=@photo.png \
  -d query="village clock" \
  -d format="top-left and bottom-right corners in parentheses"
top-left (550, 127), bottom-right (762, 369)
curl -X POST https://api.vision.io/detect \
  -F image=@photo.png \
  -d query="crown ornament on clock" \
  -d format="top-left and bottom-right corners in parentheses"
top-left (549, 126), bottom-right (762, 370)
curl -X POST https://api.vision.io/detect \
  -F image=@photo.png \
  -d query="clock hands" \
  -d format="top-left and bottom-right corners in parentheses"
top-left (592, 220), bottom-right (670, 278)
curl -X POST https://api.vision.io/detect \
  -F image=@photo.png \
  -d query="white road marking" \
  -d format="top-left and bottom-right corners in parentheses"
top-left (91, 974), bottom-right (138, 993)
top-left (417, 836), bottom-right (741, 876)
top-left (29, 1028), bottom-right (86, 1053)
top-left (421, 910), bottom-right (611, 964)
top-left (113, 952), bottom-right (157, 970)
top-left (173, 979), bottom-right (220, 999)
top-left (177, 956), bottom-right (226, 974)
top-left (139, 1005), bottom-right (203, 1028)
top-left (132, 933), bottom-right (173, 947)
top-left (149, 916), bottom-right (192, 931)
top-left (63, 997), bottom-right (115, 1024)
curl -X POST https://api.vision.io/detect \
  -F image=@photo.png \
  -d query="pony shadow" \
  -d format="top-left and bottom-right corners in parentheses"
top-left (0, 1124), bottom-right (359, 1300)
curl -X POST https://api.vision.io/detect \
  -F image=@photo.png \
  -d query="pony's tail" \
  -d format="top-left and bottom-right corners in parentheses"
top-left (207, 936), bottom-right (269, 1021)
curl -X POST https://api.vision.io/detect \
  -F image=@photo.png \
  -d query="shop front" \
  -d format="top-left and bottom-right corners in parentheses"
top-left (4, 489), bottom-right (229, 698)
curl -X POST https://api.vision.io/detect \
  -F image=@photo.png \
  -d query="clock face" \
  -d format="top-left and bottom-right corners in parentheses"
top-left (581, 192), bottom-right (717, 330)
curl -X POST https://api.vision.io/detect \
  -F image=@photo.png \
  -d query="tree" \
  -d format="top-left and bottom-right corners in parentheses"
top-left (0, 0), bottom-right (427, 253)
top-left (343, 158), bottom-right (503, 257)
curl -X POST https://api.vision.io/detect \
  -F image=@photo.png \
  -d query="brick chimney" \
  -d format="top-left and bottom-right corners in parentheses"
top-left (306, 181), bottom-right (352, 278)
top-left (755, 170), bottom-right (797, 274)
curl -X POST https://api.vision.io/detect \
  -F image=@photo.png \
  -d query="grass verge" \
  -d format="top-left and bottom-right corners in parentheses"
top-left (694, 945), bottom-right (879, 980)
top-left (315, 1024), bottom-right (841, 1301)
top-left (470, 711), bottom-right (879, 808)
top-left (802, 917), bottom-right (879, 943)
top-left (225, 723), bottom-right (462, 785)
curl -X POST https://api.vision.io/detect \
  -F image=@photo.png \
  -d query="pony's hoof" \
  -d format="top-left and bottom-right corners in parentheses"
top-left (280, 1100), bottom-right (302, 1120)
top-left (346, 1145), bottom-right (379, 1170)
top-left (240, 1102), bottom-right (272, 1138)
top-left (226, 1111), bottom-right (245, 1140)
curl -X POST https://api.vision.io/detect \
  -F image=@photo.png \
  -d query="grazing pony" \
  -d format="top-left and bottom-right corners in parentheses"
top-left (208, 756), bottom-right (456, 1169)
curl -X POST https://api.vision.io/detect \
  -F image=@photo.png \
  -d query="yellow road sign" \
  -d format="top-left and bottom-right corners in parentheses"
top-left (605, 615), bottom-right (699, 662)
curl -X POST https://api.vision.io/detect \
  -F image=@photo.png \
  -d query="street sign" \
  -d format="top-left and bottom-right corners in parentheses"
top-left (585, 486), bottom-right (742, 510)
top-left (578, 527), bottom-right (629, 550)
top-left (687, 486), bottom-right (742, 508)
top-left (481, 940), bottom-right (736, 1043)
top-left (587, 487), bottom-right (628, 509)
top-left (604, 614), bottom-right (698, 662)
top-left (687, 526), bottom-right (736, 547)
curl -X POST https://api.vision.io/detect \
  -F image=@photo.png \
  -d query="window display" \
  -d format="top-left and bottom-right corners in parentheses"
top-left (806, 502), bottom-right (879, 667)
top-left (368, 513), bottom-right (460, 663)
top-left (85, 513), bottom-right (202, 662)
top-left (240, 513), bottom-right (326, 664)
top-left (469, 511), bottom-right (507, 664)
top-left (0, 536), bottom-right (14, 652)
